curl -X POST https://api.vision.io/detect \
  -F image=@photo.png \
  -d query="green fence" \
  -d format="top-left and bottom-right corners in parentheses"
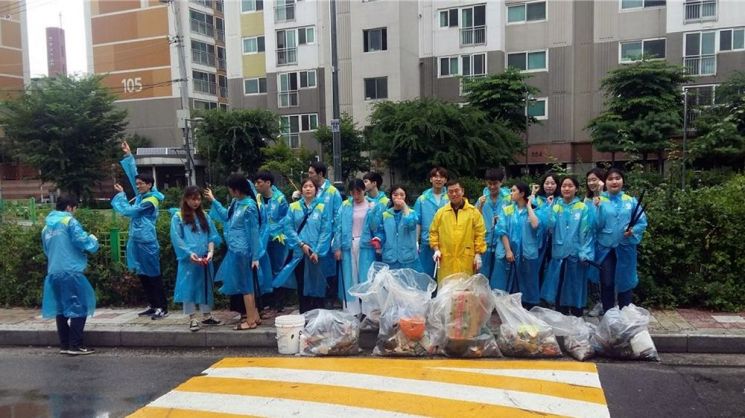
top-left (0, 198), bottom-right (50, 225)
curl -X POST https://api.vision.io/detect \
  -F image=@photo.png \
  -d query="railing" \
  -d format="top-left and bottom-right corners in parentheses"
top-left (136, 147), bottom-right (187, 156)
top-left (191, 0), bottom-right (212, 8)
top-left (193, 79), bottom-right (217, 95)
top-left (685, 0), bottom-right (716, 22)
top-left (278, 91), bottom-right (299, 108)
top-left (192, 50), bottom-right (216, 66)
top-left (190, 18), bottom-right (214, 37)
top-left (277, 47), bottom-right (297, 65)
top-left (275, 3), bottom-right (295, 22)
top-left (460, 26), bottom-right (486, 46)
top-left (684, 55), bottom-right (716, 76)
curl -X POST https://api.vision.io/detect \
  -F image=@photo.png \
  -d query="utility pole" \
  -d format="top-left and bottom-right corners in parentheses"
top-left (524, 88), bottom-right (530, 175)
top-left (682, 89), bottom-right (688, 190)
top-left (329, 0), bottom-right (342, 185)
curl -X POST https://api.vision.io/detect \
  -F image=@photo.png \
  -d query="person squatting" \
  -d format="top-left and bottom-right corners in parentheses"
top-left (41, 145), bottom-right (648, 352)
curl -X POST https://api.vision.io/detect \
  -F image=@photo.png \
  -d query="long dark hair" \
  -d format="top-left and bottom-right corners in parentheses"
top-left (181, 186), bottom-right (209, 232)
top-left (585, 167), bottom-right (606, 198)
top-left (537, 172), bottom-right (561, 198)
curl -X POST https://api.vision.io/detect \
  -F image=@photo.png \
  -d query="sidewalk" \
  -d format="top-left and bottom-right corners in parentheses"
top-left (1, 307), bottom-right (744, 354)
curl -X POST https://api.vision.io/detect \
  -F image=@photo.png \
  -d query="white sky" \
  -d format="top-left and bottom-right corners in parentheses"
top-left (26, 0), bottom-right (87, 77)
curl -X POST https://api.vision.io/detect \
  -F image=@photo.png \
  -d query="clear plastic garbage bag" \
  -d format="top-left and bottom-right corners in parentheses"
top-left (348, 262), bottom-right (391, 330)
top-left (591, 304), bottom-right (660, 361)
top-left (300, 309), bottom-right (361, 356)
top-left (530, 306), bottom-right (596, 361)
top-left (494, 292), bottom-right (562, 358)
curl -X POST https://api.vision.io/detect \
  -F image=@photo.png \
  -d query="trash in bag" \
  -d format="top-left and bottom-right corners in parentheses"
top-left (591, 304), bottom-right (659, 361)
top-left (531, 306), bottom-right (596, 361)
top-left (494, 292), bottom-right (562, 358)
top-left (374, 267), bottom-right (437, 356)
top-left (300, 309), bottom-right (361, 356)
top-left (349, 262), bottom-right (391, 330)
top-left (428, 273), bottom-right (501, 358)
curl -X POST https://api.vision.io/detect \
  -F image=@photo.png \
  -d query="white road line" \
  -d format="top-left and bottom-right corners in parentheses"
top-left (149, 390), bottom-right (425, 418)
top-left (203, 367), bottom-right (610, 418)
top-left (432, 367), bottom-right (603, 388)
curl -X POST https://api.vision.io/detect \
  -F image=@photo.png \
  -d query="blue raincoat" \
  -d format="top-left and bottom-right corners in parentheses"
top-left (273, 199), bottom-right (332, 297)
top-left (209, 196), bottom-right (260, 295)
top-left (262, 186), bottom-right (290, 281)
top-left (491, 203), bottom-right (543, 304)
top-left (317, 179), bottom-right (343, 278)
top-left (376, 207), bottom-right (422, 271)
top-left (583, 196), bottom-right (600, 284)
top-left (41, 211), bottom-right (99, 319)
top-left (333, 198), bottom-right (380, 305)
top-left (170, 211), bottom-right (222, 306)
top-left (541, 198), bottom-right (594, 308)
top-left (594, 191), bottom-right (648, 293)
top-left (367, 191), bottom-right (389, 207)
top-left (111, 154), bottom-right (165, 277)
top-left (475, 186), bottom-right (511, 278)
top-left (414, 188), bottom-right (449, 276)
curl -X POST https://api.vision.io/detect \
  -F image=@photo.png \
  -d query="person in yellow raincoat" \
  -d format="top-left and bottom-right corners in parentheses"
top-left (429, 179), bottom-right (487, 282)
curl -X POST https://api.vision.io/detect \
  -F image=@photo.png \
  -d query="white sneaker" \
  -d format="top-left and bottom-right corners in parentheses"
top-left (151, 308), bottom-right (169, 320)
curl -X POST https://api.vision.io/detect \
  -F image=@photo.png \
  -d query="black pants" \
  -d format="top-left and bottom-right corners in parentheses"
top-left (56, 315), bottom-right (86, 350)
top-left (600, 249), bottom-right (633, 313)
top-left (139, 274), bottom-right (168, 311)
top-left (295, 258), bottom-right (324, 313)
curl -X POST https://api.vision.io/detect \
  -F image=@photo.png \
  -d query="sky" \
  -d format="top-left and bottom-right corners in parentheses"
top-left (26, 0), bottom-right (87, 77)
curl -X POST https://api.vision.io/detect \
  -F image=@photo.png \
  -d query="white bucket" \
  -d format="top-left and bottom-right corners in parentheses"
top-left (275, 314), bottom-right (305, 354)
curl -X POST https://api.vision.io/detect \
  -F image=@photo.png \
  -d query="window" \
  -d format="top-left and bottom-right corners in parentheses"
top-left (275, 0), bottom-right (295, 22)
top-left (364, 77), bottom-right (388, 100)
top-left (527, 98), bottom-right (547, 120)
top-left (439, 56), bottom-right (459, 77)
top-left (277, 30), bottom-right (298, 65)
top-left (684, 31), bottom-right (716, 75)
top-left (460, 5), bottom-right (485, 45)
top-left (218, 75), bottom-right (228, 98)
top-left (299, 70), bottom-right (316, 88)
top-left (242, 36), bottom-right (265, 54)
top-left (189, 10), bottom-right (214, 37)
top-left (685, 0), bottom-right (716, 22)
top-left (507, 1), bottom-right (546, 24)
top-left (507, 50), bottom-right (547, 71)
top-left (281, 114), bottom-right (318, 149)
top-left (462, 53), bottom-right (486, 76)
top-left (278, 72), bottom-right (299, 107)
top-left (720, 28), bottom-right (745, 51)
top-left (684, 85), bottom-right (716, 106)
top-left (241, 0), bottom-right (263, 12)
top-left (621, 0), bottom-right (665, 9)
top-left (191, 40), bottom-right (215, 66)
top-left (301, 114), bottom-right (318, 131)
top-left (298, 27), bottom-right (315, 45)
top-left (217, 46), bottom-right (226, 70)
top-left (193, 100), bottom-right (217, 110)
top-left (244, 77), bottom-right (267, 95)
top-left (619, 38), bottom-right (666, 62)
top-left (193, 71), bottom-right (216, 95)
top-left (439, 8), bottom-right (458, 28)
top-left (363, 28), bottom-right (387, 52)
top-left (215, 17), bottom-right (224, 42)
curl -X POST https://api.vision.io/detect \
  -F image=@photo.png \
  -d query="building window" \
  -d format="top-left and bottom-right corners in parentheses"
top-left (192, 0), bottom-right (213, 8)
top-left (720, 28), bottom-right (745, 52)
top-left (189, 10), bottom-right (214, 37)
top-left (507, 1), bottom-right (546, 24)
top-left (507, 50), bottom-right (547, 71)
top-left (242, 36), bottom-right (265, 54)
top-left (277, 30), bottom-right (298, 65)
top-left (217, 46), bottom-right (226, 70)
top-left (300, 70), bottom-right (316, 88)
top-left (244, 77), bottom-right (267, 95)
top-left (218, 75), bottom-right (228, 98)
top-left (439, 8), bottom-right (458, 28)
top-left (621, 0), bottom-right (665, 9)
top-left (278, 73), bottom-right (299, 108)
top-left (275, 0), bottom-right (295, 22)
top-left (364, 77), bottom-right (388, 100)
top-left (298, 27), bottom-right (315, 45)
top-left (216, 0), bottom-right (223, 12)
top-left (193, 100), bottom-right (218, 110)
top-left (439, 56), bottom-right (459, 77)
top-left (363, 28), bottom-right (387, 52)
top-left (191, 40), bottom-right (215, 66)
top-left (462, 53), bottom-right (486, 77)
top-left (281, 114), bottom-right (318, 149)
top-left (193, 71), bottom-right (216, 95)
top-left (527, 97), bottom-right (548, 120)
top-left (460, 5), bottom-right (485, 46)
top-left (219, 103), bottom-right (228, 111)
top-left (215, 17), bottom-right (224, 42)
top-left (301, 114), bottom-right (318, 131)
top-left (684, 0), bottom-right (716, 22)
top-left (619, 38), bottom-right (666, 62)
top-left (684, 31), bottom-right (716, 76)
top-left (241, 0), bottom-right (263, 12)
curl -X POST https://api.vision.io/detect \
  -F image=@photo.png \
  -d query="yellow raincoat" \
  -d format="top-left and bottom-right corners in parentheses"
top-left (429, 200), bottom-right (486, 282)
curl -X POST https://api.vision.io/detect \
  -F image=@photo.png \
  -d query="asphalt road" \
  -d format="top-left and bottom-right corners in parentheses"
top-left (0, 348), bottom-right (743, 418)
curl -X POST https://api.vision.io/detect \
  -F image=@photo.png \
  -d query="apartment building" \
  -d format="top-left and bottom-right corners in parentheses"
top-left (0, 0), bottom-right (29, 100)
top-left (46, 27), bottom-right (67, 77)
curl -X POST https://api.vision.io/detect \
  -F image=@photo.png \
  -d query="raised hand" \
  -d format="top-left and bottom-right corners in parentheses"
top-left (114, 183), bottom-right (124, 193)
top-left (204, 188), bottom-right (215, 202)
top-left (121, 141), bottom-right (131, 155)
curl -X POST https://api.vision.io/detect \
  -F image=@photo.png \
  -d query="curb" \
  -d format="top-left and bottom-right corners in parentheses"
top-left (1, 327), bottom-right (744, 354)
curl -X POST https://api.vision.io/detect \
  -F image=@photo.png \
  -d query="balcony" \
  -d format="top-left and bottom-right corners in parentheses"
top-left (460, 26), bottom-right (486, 47)
top-left (191, 0), bottom-right (212, 8)
top-left (192, 50), bottom-right (216, 66)
top-left (190, 19), bottom-right (214, 37)
top-left (684, 55), bottom-right (716, 76)
top-left (217, 58), bottom-right (226, 70)
top-left (193, 79), bottom-right (217, 95)
top-left (274, 3), bottom-right (295, 22)
top-left (216, 29), bottom-right (225, 42)
top-left (277, 47), bottom-right (297, 66)
top-left (278, 91), bottom-right (299, 108)
top-left (685, 0), bottom-right (717, 22)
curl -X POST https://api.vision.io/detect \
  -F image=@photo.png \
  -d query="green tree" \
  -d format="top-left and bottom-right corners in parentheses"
top-left (587, 60), bottom-right (690, 172)
top-left (196, 108), bottom-right (279, 179)
top-left (0, 75), bottom-right (127, 198)
top-left (315, 114), bottom-right (370, 180)
top-left (260, 142), bottom-right (317, 187)
top-left (690, 71), bottom-right (745, 168)
top-left (367, 98), bottom-right (522, 182)
top-left (463, 67), bottom-right (541, 133)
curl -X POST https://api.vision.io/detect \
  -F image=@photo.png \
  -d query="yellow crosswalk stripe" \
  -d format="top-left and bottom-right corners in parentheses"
top-left (131, 407), bottom-right (258, 418)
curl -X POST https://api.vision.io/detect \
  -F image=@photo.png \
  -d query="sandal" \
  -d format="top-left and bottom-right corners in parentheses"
top-left (189, 319), bottom-right (200, 332)
top-left (234, 321), bottom-right (258, 331)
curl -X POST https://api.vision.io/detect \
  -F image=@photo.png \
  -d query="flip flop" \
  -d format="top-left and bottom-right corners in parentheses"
top-left (234, 321), bottom-right (258, 331)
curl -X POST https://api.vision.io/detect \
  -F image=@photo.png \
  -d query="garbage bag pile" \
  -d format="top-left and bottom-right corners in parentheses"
top-left (531, 307), bottom-right (596, 361)
top-left (493, 292), bottom-right (562, 358)
top-left (348, 262), bottom-right (391, 330)
top-left (591, 304), bottom-right (660, 361)
top-left (300, 309), bottom-right (361, 356)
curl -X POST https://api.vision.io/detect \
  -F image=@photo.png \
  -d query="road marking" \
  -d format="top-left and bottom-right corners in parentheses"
top-left (432, 366), bottom-right (603, 388)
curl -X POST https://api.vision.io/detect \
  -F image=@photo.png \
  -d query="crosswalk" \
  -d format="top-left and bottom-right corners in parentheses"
top-left (129, 357), bottom-right (610, 418)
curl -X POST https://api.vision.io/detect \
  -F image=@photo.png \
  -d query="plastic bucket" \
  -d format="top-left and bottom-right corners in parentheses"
top-left (275, 314), bottom-right (305, 354)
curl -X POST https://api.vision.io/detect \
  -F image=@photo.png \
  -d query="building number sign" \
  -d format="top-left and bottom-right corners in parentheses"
top-left (121, 77), bottom-right (143, 93)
